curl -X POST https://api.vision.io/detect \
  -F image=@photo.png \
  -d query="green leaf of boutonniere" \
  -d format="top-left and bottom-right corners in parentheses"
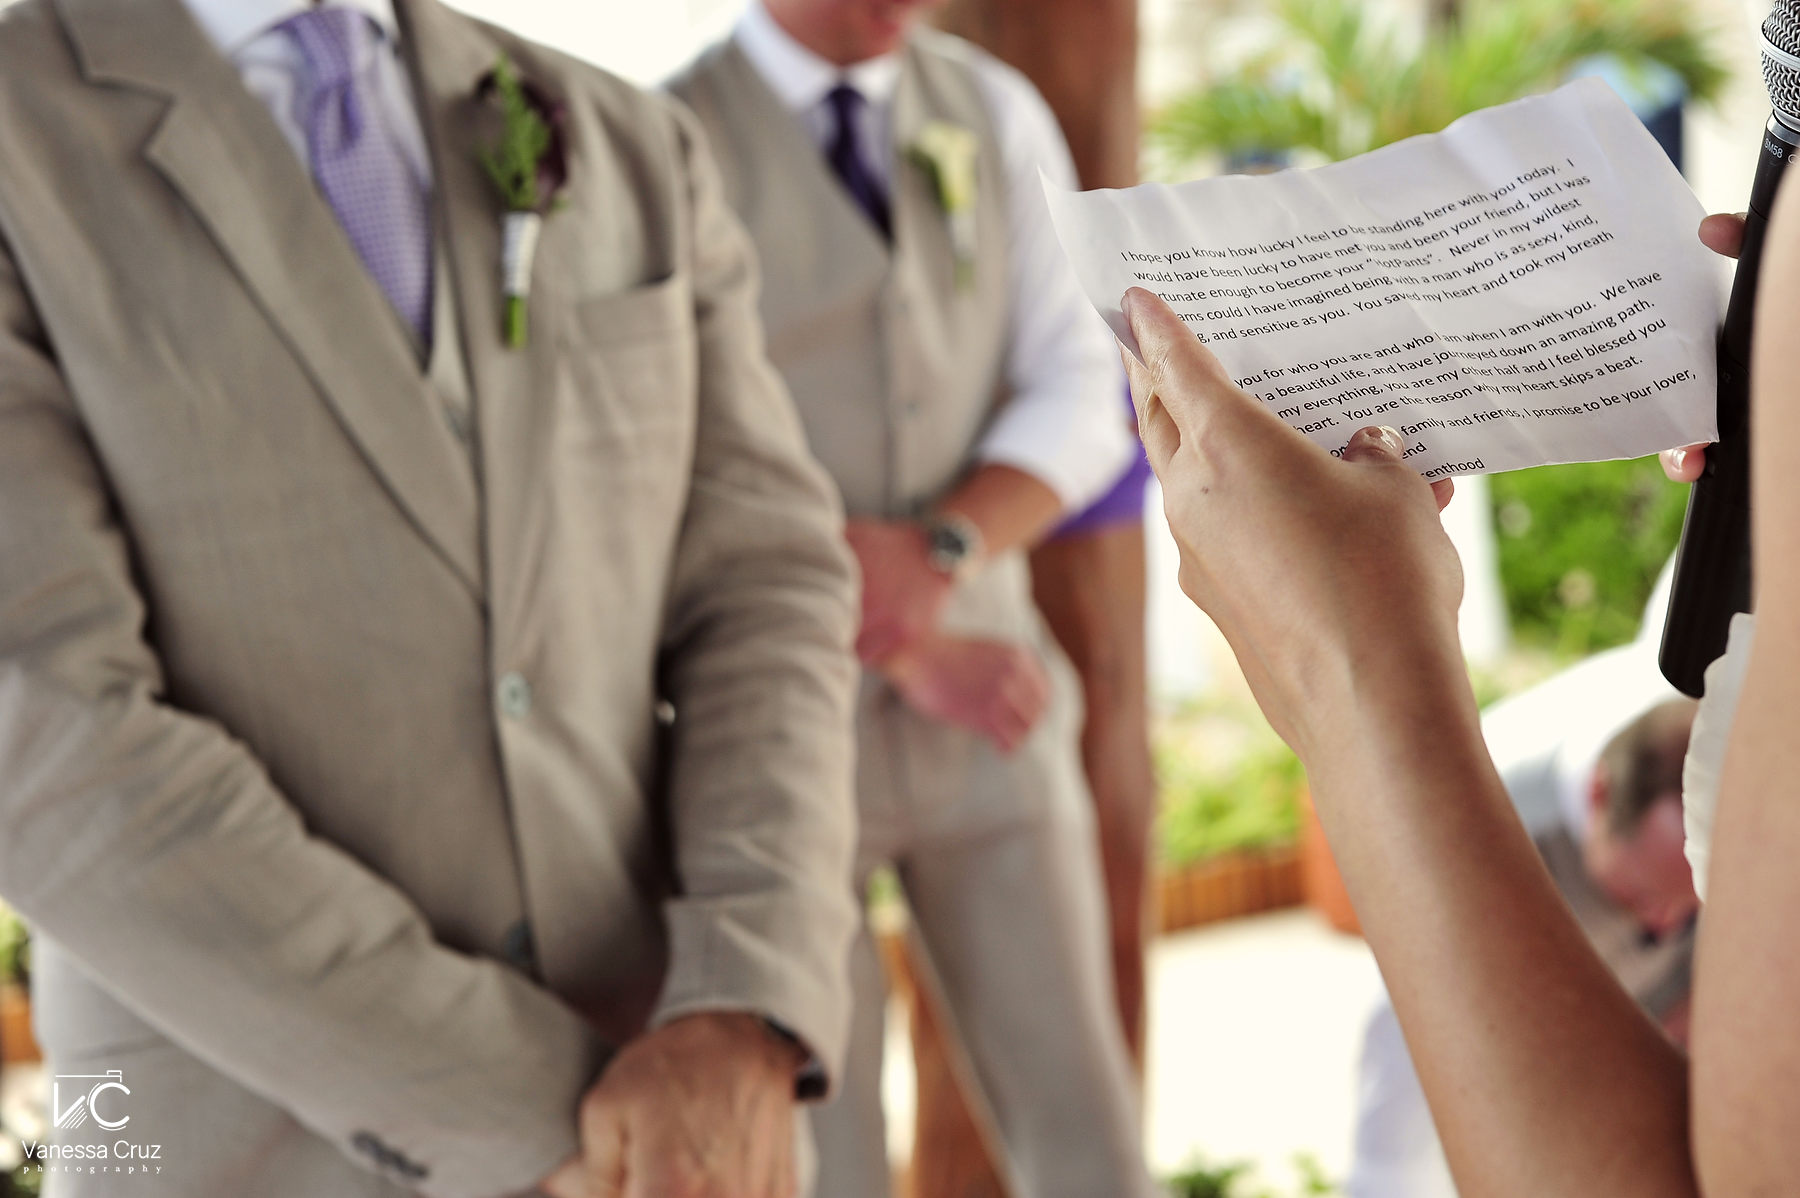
top-left (479, 58), bottom-right (552, 214)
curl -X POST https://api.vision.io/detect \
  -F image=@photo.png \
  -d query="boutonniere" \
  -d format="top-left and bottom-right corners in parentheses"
top-left (906, 120), bottom-right (980, 290)
top-left (477, 56), bottom-right (569, 348)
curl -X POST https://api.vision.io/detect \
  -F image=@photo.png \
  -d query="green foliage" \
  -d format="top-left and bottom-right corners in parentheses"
top-left (1490, 456), bottom-right (1686, 656)
top-left (1150, 0), bottom-right (1729, 167)
top-left (1293, 1153), bottom-right (1338, 1195)
top-left (6, 1168), bottom-right (44, 1198)
top-left (0, 903), bottom-right (26, 988)
top-left (1168, 1153), bottom-right (1342, 1198)
top-left (1169, 1159), bottom-right (1255, 1198)
top-left (480, 57), bottom-right (552, 212)
top-left (1158, 709), bottom-right (1306, 866)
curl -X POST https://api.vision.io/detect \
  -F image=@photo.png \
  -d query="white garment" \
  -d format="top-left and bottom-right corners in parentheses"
top-left (181, 0), bottom-right (431, 188)
top-left (1683, 611), bottom-right (1755, 901)
top-left (1348, 998), bottom-right (1458, 1198)
top-left (733, 2), bottom-right (1135, 513)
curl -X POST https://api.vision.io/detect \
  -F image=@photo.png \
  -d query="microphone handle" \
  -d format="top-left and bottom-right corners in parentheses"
top-left (1659, 115), bottom-right (1797, 696)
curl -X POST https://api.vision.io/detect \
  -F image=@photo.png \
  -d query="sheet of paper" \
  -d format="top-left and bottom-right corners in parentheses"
top-left (1044, 78), bottom-right (1721, 479)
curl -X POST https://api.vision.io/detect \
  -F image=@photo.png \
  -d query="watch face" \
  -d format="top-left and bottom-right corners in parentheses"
top-left (927, 521), bottom-right (973, 572)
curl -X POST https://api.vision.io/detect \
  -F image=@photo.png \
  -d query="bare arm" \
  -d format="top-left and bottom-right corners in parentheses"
top-left (936, 462), bottom-right (1064, 559)
top-left (1120, 285), bottom-right (1696, 1197)
top-left (1690, 176), bottom-right (1800, 1194)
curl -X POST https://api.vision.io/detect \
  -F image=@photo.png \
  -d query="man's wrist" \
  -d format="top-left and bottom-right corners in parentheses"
top-left (758, 1017), bottom-right (810, 1069)
top-left (755, 1015), bottom-right (825, 1099)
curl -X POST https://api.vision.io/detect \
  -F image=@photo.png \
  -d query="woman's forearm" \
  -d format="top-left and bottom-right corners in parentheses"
top-left (1114, 284), bottom-right (1699, 1197)
top-left (1312, 646), bottom-right (1694, 1198)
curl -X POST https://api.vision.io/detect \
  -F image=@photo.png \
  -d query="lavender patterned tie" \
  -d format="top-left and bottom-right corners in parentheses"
top-left (280, 7), bottom-right (433, 350)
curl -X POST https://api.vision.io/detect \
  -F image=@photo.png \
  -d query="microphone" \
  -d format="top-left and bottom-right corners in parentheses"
top-left (1659, 3), bottom-right (1800, 696)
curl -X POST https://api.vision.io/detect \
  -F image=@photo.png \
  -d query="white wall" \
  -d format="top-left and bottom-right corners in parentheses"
top-left (445, 0), bottom-right (743, 84)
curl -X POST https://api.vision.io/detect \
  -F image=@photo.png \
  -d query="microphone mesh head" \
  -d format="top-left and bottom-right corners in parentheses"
top-left (1763, 2), bottom-right (1800, 129)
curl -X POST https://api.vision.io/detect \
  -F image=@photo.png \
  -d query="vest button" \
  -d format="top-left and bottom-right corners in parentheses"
top-left (496, 672), bottom-right (533, 719)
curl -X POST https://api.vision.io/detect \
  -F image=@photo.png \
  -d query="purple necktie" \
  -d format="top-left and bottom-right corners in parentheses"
top-left (281, 7), bottom-right (433, 350)
top-left (825, 84), bottom-right (891, 240)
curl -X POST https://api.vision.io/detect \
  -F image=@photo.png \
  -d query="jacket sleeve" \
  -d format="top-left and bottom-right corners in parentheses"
top-left (649, 98), bottom-right (863, 1093)
top-left (0, 234), bottom-right (603, 1198)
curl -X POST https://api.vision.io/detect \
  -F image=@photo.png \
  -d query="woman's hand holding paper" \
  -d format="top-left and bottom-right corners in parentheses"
top-left (1120, 280), bottom-right (1700, 1197)
top-left (1119, 285), bottom-right (1461, 765)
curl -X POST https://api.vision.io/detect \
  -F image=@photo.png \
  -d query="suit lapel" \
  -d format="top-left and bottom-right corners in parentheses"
top-left (395, 0), bottom-right (539, 462)
top-left (398, 0), bottom-right (594, 625)
top-left (55, 0), bottom-right (484, 599)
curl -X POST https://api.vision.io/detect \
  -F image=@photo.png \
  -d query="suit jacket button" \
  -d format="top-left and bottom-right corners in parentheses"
top-left (351, 1131), bottom-right (429, 1182)
top-left (497, 672), bottom-right (533, 719)
top-left (502, 920), bottom-right (538, 974)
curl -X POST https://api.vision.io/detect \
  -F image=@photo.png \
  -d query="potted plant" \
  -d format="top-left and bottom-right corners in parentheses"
top-left (1149, 0), bottom-right (1727, 170)
top-left (1156, 720), bottom-right (1308, 932)
top-left (0, 903), bottom-right (35, 1065)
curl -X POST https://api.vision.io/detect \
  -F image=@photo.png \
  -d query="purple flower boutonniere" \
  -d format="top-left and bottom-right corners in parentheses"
top-left (477, 56), bottom-right (569, 348)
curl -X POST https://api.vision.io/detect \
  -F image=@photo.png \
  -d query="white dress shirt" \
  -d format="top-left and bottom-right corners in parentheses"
top-left (181, 0), bottom-right (431, 191)
top-left (734, 2), bottom-right (1135, 513)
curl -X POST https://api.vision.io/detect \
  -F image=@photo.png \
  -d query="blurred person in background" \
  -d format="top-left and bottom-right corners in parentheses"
top-left (930, 0), bottom-right (1159, 1082)
top-left (1350, 645), bottom-right (1699, 1198)
top-left (0, 0), bottom-right (866, 1194)
top-left (669, 1), bottom-right (1155, 1195)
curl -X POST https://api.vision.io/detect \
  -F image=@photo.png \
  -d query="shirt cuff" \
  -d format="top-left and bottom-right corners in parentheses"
top-left (976, 403), bottom-right (1137, 515)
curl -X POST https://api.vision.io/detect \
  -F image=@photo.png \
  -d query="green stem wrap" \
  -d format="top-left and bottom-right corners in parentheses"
top-left (504, 295), bottom-right (528, 348)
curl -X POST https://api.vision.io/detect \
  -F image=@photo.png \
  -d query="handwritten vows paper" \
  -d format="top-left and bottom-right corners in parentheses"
top-left (1044, 79), bottom-right (1721, 478)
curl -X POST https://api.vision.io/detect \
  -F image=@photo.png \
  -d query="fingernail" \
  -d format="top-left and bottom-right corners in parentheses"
top-left (1121, 288), bottom-right (1141, 326)
top-left (1670, 448), bottom-right (1687, 472)
top-left (1376, 425), bottom-right (1406, 455)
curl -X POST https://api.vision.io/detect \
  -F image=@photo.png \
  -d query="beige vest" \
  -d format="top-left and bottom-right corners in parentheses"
top-left (674, 32), bottom-right (1037, 641)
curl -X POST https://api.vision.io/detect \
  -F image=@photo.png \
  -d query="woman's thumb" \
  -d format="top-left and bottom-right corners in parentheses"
top-left (1340, 425), bottom-right (1408, 465)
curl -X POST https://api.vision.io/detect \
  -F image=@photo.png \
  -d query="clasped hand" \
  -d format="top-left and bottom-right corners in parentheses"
top-left (541, 1013), bottom-right (806, 1198)
top-left (843, 519), bottom-right (954, 664)
top-left (844, 519), bottom-right (1050, 752)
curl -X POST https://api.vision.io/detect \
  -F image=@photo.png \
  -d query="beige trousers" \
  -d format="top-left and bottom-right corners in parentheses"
top-left (809, 657), bottom-right (1156, 1198)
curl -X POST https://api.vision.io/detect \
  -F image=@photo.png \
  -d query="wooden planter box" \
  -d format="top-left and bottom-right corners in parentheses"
top-left (1301, 791), bottom-right (1363, 937)
top-left (0, 984), bottom-right (38, 1065)
top-left (1155, 844), bottom-right (1305, 934)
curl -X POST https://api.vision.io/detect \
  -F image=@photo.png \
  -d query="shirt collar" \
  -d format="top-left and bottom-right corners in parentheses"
top-left (735, 0), bottom-right (903, 114)
top-left (182, 0), bottom-right (402, 57)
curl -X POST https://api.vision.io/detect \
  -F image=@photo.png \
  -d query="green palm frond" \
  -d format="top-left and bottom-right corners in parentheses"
top-left (1150, 0), bottom-right (1730, 168)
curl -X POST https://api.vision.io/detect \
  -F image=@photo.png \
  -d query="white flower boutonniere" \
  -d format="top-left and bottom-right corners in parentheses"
top-left (907, 120), bottom-right (980, 290)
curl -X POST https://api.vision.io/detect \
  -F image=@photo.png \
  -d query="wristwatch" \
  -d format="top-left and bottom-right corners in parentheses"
top-left (923, 512), bottom-right (985, 580)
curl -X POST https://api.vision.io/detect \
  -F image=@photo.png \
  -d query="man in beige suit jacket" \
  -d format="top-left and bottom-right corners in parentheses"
top-left (0, 0), bottom-right (860, 1195)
